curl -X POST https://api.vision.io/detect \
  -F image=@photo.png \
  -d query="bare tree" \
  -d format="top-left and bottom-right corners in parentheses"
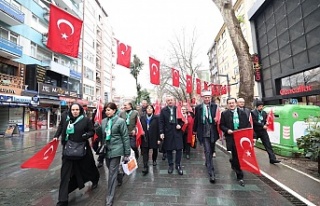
top-left (156, 28), bottom-right (202, 102)
top-left (212, 0), bottom-right (254, 108)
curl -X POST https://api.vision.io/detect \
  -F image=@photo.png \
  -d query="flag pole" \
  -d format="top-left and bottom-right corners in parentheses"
top-left (81, 0), bottom-right (85, 100)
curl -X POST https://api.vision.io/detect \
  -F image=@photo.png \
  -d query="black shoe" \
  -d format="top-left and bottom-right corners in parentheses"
top-left (56, 201), bottom-right (68, 206)
top-left (168, 165), bottom-right (174, 174)
top-left (209, 175), bottom-right (215, 184)
top-left (238, 179), bottom-right (245, 187)
top-left (153, 161), bottom-right (157, 166)
top-left (270, 159), bottom-right (281, 164)
top-left (162, 154), bottom-right (167, 160)
top-left (97, 161), bottom-right (103, 168)
top-left (91, 181), bottom-right (98, 190)
top-left (176, 165), bottom-right (183, 175)
top-left (186, 155), bottom-right (190, 160)
top-left (142, 167), bottom-right (148, 175)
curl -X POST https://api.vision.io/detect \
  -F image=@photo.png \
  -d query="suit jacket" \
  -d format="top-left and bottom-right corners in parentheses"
top-left (159, 106), bottom-right (184, 150)
top-left (251, 109), bottom-right (268, 133)
top-left (193, 103), bottom-right (219, 144)
top-left (219, 108), bottom-right (251, 151)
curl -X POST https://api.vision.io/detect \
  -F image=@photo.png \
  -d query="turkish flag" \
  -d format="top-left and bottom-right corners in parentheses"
top-left (136, 117), bottom-right (144, 147)
top-left (116, 39), bottom-right (131, 68)
top-left (172, 68), bottom-right (179, 87)
top-left (233, 128), bottom-right (261, 175)
top-left (176, 102), bottom-right (183, 120)
top-left (186, 75), bottom-right (192, 94)
top-left (221, 85), bottom-right (227, 95)
top-left (93, 99), bottom-right (103, 142)
top-left (47, 4), bottom-right (83, 58)
top-left (21, 139), bottom-right (59, 170)
top-left (215, 107), bottom-right (223, 139)
top-left (267, 109), bottom-right (275, 131)
top-left (149, 57), bottom-right (160, 85)
top-left (196, 78), bottom-right (201, 94)
top-left (154, 100), bottom-right (161, 115)
top-left (204, 81), bottom-right (209, 90)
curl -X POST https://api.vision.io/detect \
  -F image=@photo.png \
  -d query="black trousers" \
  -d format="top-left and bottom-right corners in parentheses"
top-left (183, 133), bottom-right (191, 155)
top-left (230, 144), bottom-right (243, 180)
top-left (141, 147), bottom-right (158, 167)
top-left (167, 149), bottom-right (182, 167)
top-left (255, 130), bottom-right (276, 161)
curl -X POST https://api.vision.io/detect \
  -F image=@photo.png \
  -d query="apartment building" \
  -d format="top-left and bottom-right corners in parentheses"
top-left (0, 0), bottom-right (113, 133)
top-left (208, 0), bottom-right (260, 106)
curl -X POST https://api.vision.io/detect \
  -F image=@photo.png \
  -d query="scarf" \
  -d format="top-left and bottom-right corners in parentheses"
top-left (125, 110), bottom-right (133, 125)
top-left (232, 109), bottom-right (239, 130)
top-left (146, 114), bottom-right (152, 130)
top-left (202, 104), bottom-right (212, 124)
top-left (105, 115), bottom-right (116, 141)
top-left (65, 114), bottom-right (84, 141)
top-left (258, 110), bottom-right (263, 123)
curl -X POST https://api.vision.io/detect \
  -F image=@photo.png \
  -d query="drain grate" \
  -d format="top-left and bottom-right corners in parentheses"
top-left (257, 175), bottom-right (308, 206)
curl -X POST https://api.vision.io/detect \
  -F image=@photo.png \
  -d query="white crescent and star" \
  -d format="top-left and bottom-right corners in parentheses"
top-left (240, 137), bottom-right (253, 157)
top-left (151, 63), bottom-right (158, 75)
top-left (119, 43), bottom-right (129, 55)
top-left (57, 19), bottom-right (74, 40)
top-left (173, 69), bottom-right (179, 79)
top-left (43, 145), bottom-right (54, 160)
top-left (187, 77), bottom-right (191, 86)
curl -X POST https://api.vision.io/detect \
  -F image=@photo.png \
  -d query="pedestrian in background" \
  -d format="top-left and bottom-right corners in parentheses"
top-left (193, 90), bottom-right (219, 183)
top-left (55, 103), bottom-right (99, 206)
top-left (237, 98), bottom-right (251, 118)
top-left (95, 102), bottom-right (131, 206)
top-left (220, 97), bottom-right (251, 186)
top-left (140, 104), bottom-right (160, 174)
top-left (159, 95), bottom-right (184, 175)
top-left (182, 106), bottom-right (195, 160)
top-left (251, 101), bottom-right (281, 164)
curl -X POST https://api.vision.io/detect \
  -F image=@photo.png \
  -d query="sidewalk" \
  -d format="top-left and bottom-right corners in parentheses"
top-left (217, 141), bottom-right (320, 206)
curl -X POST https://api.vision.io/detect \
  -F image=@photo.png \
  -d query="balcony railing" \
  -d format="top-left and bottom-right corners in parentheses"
top-left (0, 37), bottom-right (22, 58)
top-left (0, 0), bottom-right (24, 25)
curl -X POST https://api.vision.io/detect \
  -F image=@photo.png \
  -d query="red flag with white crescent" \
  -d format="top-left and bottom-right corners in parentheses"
top-left (149, 57), bottom-right (160, 85)
top-left (196, 78), bottom-right (201, 94)
top-left (233, 128), bottom-right (261, 175)
top-left (47, 4), bottom-right (83, 58)
top-left (215, 107), bottom-right (223, 139)
top-left (172, 68), bottom-right (179, 87)
top-left (154, 100), bottom-right (161, 115)
top-left (116, 39), bottom-right (131, 68)
top-left (21, 139), bottom-right (59, 170)
top-left (136, 117), bottom-right (144, 147)
top-left (93, 99), bottom-right (103, 142)
top-left (186, 75), bottom-right (192, 94)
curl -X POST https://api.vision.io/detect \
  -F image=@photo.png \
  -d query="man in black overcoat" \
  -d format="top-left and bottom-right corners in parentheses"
top-left (220, 97), bottom-right (251, 186)
top-left (159, 95), bottom-right (184, 175)
top-left (193, 90), bottom-right (219, 183)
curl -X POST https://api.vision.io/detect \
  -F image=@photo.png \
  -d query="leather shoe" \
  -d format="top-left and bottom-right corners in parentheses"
top-left (153, 161), bottom-right (157, 166)
top-left (238, 179), bottom-right (245, 187)
top-left (97, 161), bottom-right (103, 168)
top-left (162, 153), bottom-right (167, 160)
top-left (209, 175), bottom-right (215, 183)
top-left (168, 165), bottom-right (174, 174)
top-left (270, 159), bottom-right (281, 164)
top-left (142, 167), bottom-right (148, 175)
top-left (176, 165), bottom-right (183, 175)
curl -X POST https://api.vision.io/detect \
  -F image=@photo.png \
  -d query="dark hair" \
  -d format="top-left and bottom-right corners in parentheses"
top-left (127, 102), bottom-right (133, 109)
top-left (226, 97), bottom-right (237, 104)
top-left (146, 104), bottom-right (155, 114)
top-left (68, 103), bottom-right (84, 117)
top-left (255, 100), bottom-right (264, 107)
top-left (105, 102), bottom-right (118, 111)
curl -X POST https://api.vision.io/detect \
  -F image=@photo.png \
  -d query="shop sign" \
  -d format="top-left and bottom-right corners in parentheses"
top-left (252, 54), bottom-right (261, 82)
top-left (13, 96), bottom-right (31, 103)
top-left (280, 85), bottom-right (312, 95)
top-left (0, 85), bottom-right (22, 95)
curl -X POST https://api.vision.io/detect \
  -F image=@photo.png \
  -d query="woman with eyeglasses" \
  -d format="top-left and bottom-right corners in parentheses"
top-left (55, 103), bottom-right (99, 206)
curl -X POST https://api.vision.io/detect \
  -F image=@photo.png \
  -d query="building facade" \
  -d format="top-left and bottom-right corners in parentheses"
top-left (0, 0), bottom-right (113, 134)
top-left (249, 0), bottom-right (320, 106)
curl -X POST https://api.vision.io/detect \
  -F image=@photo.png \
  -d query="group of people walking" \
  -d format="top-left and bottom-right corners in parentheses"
top-left (52, 91), bottom-right (280, 205)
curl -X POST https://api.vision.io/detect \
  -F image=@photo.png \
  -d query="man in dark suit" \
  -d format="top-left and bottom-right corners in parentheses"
top-left (251, 101), bottom-right (280, 164)
top-left (193, 90), bottom-right (219, 183)
top-left (220, 97), bottom-right (251, 186)
top-left (159, 95), bottom-right (184, 175)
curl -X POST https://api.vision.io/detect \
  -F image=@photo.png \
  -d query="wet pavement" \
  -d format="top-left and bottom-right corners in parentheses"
top-left (0, 130), bottom-right (319, 206)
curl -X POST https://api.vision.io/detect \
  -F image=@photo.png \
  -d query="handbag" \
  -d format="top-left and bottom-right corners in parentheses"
top-left (96, 143), bottom-right (107, 155)
top-left (121, 149), bottom-right (138, 175)
top-left (63, 140), bottom-right (87, 160)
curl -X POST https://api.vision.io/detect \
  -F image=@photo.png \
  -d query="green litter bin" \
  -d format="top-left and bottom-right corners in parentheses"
top-left (256, 105), bottom-right (320, 157)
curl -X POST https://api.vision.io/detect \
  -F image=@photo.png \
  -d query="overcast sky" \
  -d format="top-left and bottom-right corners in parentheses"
top-left (102, 0), bottom-right (223, 98)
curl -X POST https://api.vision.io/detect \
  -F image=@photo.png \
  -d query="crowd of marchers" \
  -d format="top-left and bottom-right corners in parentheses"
top-left (52, 91), bottom-right (280, 206)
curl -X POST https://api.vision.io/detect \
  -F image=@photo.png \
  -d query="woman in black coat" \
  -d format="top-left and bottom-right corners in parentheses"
top-left (55, 103), bottom-right (100, 206)
top-left (140, 104), bottom-right (160, 174)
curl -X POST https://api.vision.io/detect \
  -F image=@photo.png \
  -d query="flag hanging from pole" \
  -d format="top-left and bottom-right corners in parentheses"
top-left (186, 75), bottom-right (192, 94)
top-left (196, 78), bottom-right (201, 94)
top-left (47, 4), bottom-right (83, 58)
top-left (116, 39), bottom-right (131, 68)
top-left (172, 68), bottom-right (179, 87)
top-left (21, 139), bottom-right (59, 170)
top-left (233, 128), bottom-right (261, 175)
top-left (149, 57), bottom-right (160, 85)
top-left (135, 117), bottom-right (144, 147)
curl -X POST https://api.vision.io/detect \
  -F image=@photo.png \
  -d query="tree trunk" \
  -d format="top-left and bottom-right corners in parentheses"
top-left (212, 0), bottom-right (254, 108)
